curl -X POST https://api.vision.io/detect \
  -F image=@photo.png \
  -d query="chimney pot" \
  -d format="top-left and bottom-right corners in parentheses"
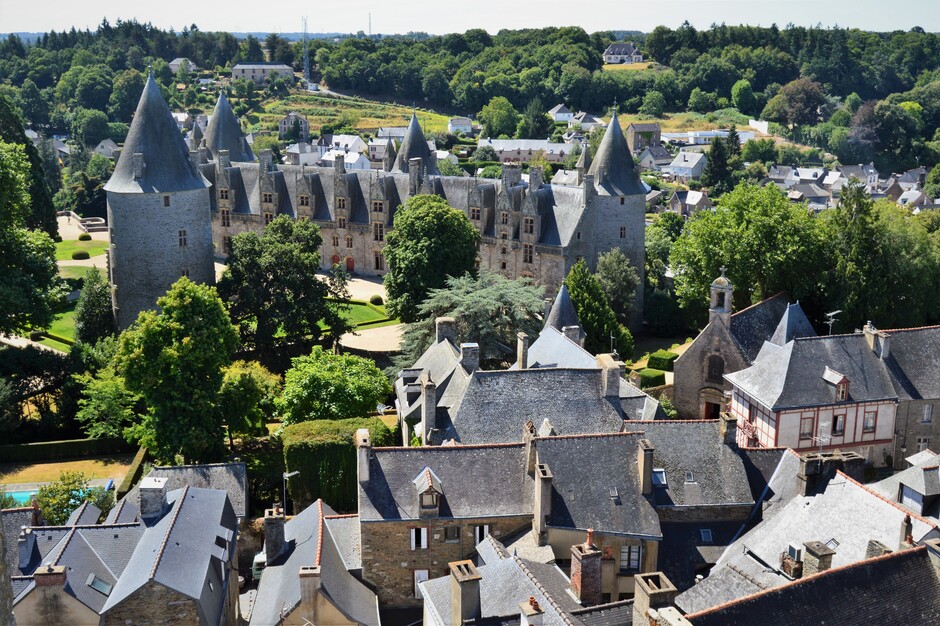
top-left (517, 332), bottom-right (530, 370)
top-left (33, 564), bottom-right (67, 587)
top-left (264, 506), bottom-right (287, 564)
top-left (460, 343), bottom-right (480, 374)
top-left (139, 476), bottom-right (169, 520)
top-left (570, 532), bottom-right (603, 606)
top-left (520, 595), bottom-right (545, 626)
top-left (435, 317), bottom-right (457, 344)
top-left (450, 560), bottom-right (482, 624)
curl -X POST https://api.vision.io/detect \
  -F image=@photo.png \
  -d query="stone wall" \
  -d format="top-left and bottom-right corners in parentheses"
top-left (672, 319), bottom-right (749, 419)
top-left (894, 398), bottom-right (940, 468)
top-left (654, 504), bottom-right (752, 523)
top-left (361, 516), bottom-right (531, 607)
top-left (102, 581), bottom-right (200, 625)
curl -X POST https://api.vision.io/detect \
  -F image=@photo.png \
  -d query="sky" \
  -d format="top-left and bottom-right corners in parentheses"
top-left (1, 0), bottom-right (938, 35)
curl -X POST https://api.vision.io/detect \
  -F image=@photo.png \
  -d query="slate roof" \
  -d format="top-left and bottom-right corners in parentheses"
top-left (587, 112), bottom-right (646, 196)
top-left (536, 433), bottom-right (661, 538)
top-left (736, 447), bottom-right (787, 505)
top-left (2, 507), bottom-right (38, 575)
top-left (727, 294), bottom-right (814, 364)
top-left (123, 462), bottom-right (248, 519)
top-left (622, 420), bottom-right (754, 509)
top-left (725, 334), bottom-right (898, 410)
top-left (548, 104), bottom-right (571, 115)
top-left (675, 472), bottom-right (939, 614)
top-left (203, 91), bottom-right (255, 163)
top-left (393, 112), bottom-right (439, 175)
top-left (104, 74), bottom-right (210, 193)
top-left (668, 151), bottom-right (705, 171)
top-left (870, 452), bottom-right (940, 520)
top-left (882, 325), bottom-right (940, 401)
top-left (640, 145), bottom-right (672, 162)
top-left (323, 514), bottom-right (363, 572)
top-left (358, 443), bottom-right (530, 522)
top-left (65, 501), bottom-right (101, 526)
top-left (657, 521), bottom-right (744, 590)
top-left (685, 546), bottom-right (940, 626)
top-left (522, 326), bottom-right (596, 370)
top-left (543, 284), bottom-right (581, 333)
top-left (604, 43), bottom-right (640, 56)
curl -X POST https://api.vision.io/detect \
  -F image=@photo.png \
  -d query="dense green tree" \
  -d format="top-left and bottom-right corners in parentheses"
top-left (687, 87), bottom-right (716, 113)
top-left (276, 347), bottom-right (391, 424)
top-left (218, 360), bottom-right (281, 444)
top-left (471, 145), bottom-right (498, 162)
top-left (766, 78), bottom-right (826, 126)
top-left (564, 260), bottom-right (633, 358)
top-left (73, 65), bottom-right (113, 111)
top-left (20, 79), bottom-right (49, 128)
top-left (702, 137), bottom-right (733, 195)
top-left (115, 278), bottom-right (238, 464)
top-left (0, 94), bottom-right (57, 236)
top-left (595, 249), bottom-right (641, 326)
top-left (74, 366), bottom-right (142, 440)
top-left (383, 195), bottom-right (480, 323)
top-left (71, 108), bottom-right (110, 145)
top-left (639, 91), bottom-right (667, 118)
top-left (397, 270), bottom-right (545, 367)
top-left (924, 164), bottom-right (940, 199)
top-left (74, 267), bottom-right (115, 344)
top-left (218, 215), bottom-right (349, 360)
top-left (0, 141), bottom-right (59, 336)
top-left (516, 98), bottom-right (554, 139)
top-left (741, 138), bottom-right (777, 163)
top-left (479, 96), bottom-right (519, 138)
top-left (108, 69), bottom-right (145, 123)
top-left (36, 471), bottom-right (112, 525)
top-left (731, 79), bottom-right (756, 114)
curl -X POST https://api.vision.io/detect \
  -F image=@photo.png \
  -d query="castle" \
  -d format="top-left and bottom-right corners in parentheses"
top-left (106, 80), bottom-right (647, 328)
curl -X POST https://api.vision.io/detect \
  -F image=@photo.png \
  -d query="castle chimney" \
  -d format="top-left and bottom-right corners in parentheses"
top-left (533, 463), bottom-right (553, 543)
top-left (639, 439), bottom-right (654, 496)
top-left (132, 153), bottom-right (145, 179)
top-left (719, 411), bottom-right (737, 446)
top-left (517, 332), bottom-right (530, 370)
top-left (18, 527), bottom-right (36, 570)
top-left (900, 514), bottom-right (914, 549)
top-left (356, 428), bottom-right (371, 483)
top-left (334, 154), bottom-right (346, 174)
top-left (260, 149), bottom-right (273, 171)
top-left (802, 541), bottom-right (836, 576)
top-left (520, 596), bottom-right (544, 626)
top-left (189, 150), bottom-right (200, 168)
top-left (450, 560), bottom-right (482, 624)
top-left (420, 374), bottom-right (437, 444)
top-left (33, 564), bottom-right (67, 588)
top-left (264, 506), bottom-right (287, 564)
top-left (543, 298), bottom-right (553, 320)
top-left (139, 476), bottom-right (169, 520)
top-left (632, 573), bottom-right (679, 626)
top-left (460, 343), bottom-right (480, 374)
top-left (219, 149), bottom-right (231, 169)
top-left (409, 157), bottom-right (423, 195)
top-left (570, 530), bottom-right (602, 606)
top-left (562, 325), bottom-right (582, 345)
top-left (298, 565), bottom-right (322, 623)
top-left (529, 167), bottom-right (543, 191)
top-left (596, 353), bottom-right (622, 398)
top-left (435, 316), bottom-right (457, 344)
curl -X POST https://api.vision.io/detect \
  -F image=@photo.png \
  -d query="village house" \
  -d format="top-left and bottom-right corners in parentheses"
top-left (278, 111), bottom-right (309, 142)
top-left (569, 111), bottom-right (606, 131)
top-left (232, 62), bottom-right (294, 85)
top-left (665, 151), bottom-right (707, 180)
top-left (315, 133), bottom-right (368, 157)
top-left (93, 138), bottom-right (120, 159)
top-left (667, 190), bottom-right (713, 218)
top-left (168, 57), bottom-right (199, 73)
top-left (319, 149), bottom-right (371, 171)
top-left (603, 42), bottom-right (643, 64)
top-left (548, 103), bottom-right (574, 123)
top-left (447, 116), bottom-right (473, 134)
top-left (475, 138), bottom-right (571, 163)
top-left (638, 144), bottom-right (672, 170)
top-left (626, 123), bottom-right (661, 155)
top-left (284, 141), bottom-right (318, 165)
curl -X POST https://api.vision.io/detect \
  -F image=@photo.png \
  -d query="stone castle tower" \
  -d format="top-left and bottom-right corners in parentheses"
top-left (104, 74), bottom-right (215, 330)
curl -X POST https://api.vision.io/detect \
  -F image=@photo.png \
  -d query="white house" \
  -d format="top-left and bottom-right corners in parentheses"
top-left (285, 141), bottom-right (319, 166)
top-left (447, 117), bottom-right (473, 134)
top-left (319, 149), bottom-right (371, 170)
top-left (316, 134), bottom-right (367, 157)
top-left (548, 104), bottom-right (573, 123)
top-left (168, 57), bottom-right (199, 73)
top-left (476, 138), bottom-right (571, 163)
top-left (93, 138), bottom-right (120, 159)
top-left (569, 111), bottom-right (606, 131)
top-left (232, 63), bottom-right (294, 85)
top-left (666, 151), bottom-right (707, 179)
top-left (603, 43), bottom-right (643, 64)
top-left (171, 111), bottom-right (193, 130)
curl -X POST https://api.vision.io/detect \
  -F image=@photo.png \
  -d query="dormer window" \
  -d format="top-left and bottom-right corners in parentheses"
top-left (652, 468), bottom-right (667, 488)
top-left (420, 493), bottom-right (438, 509)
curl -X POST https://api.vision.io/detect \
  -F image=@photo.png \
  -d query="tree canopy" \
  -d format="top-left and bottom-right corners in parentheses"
top-left (74, 268), bottom-right (115, 344)
top-left (595, 249), bottom-right (641, 326)
top-left (564, 260), bottom-right (634, 358)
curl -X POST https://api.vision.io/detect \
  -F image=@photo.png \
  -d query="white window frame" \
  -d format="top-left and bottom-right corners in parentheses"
top-left (410, 527), bottom-right (428, 550)
top-left (474, 524), bottom-right (490, 545)
top-left (923, 405), bottom-right (933, 424)
top-left (620, 544), bottom-right (643, 573)
top-left (917, 437), bottom-right (931, 452)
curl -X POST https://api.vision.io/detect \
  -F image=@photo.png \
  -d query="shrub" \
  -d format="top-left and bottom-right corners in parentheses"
top-left (72, 250), bottom-right (90, 260)
top-left (369, 294), bottom-right (384, 306)
top-left (78, 233), bottom-right (92, 241)
top-left (282, 417), bottom-right (394, 511)
top-left (638, 368), bottom-right (666, 388)
top-left (647, 350), bottom-right (679, 371)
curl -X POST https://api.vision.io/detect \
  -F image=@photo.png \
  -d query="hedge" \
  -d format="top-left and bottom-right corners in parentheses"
top-left (72, 250), bottom-right (90, 260)
top-left (637, 368), bottom-right (667, 389)
top-left (282, 417), bottom-right (394, 512)
top-left (369, 294), bottom-right (383, 306)
top-left (0, 437), bottom-right (133, 464)
top-left (78, 233), bottom-right (92, 241)
top-left (116, 446), bottom-right (149, 499)
top-left (647, 350), bottom-right (679, 372)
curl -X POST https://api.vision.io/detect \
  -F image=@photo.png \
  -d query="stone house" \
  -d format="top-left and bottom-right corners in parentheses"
top-left (603, 43), bottom-right (643, 64)
top-left (626, 123), bottom-right (661, 155)
top-left (278, 111), bottom-right (310, 142)
top-left (638, 145), bottom-right (673, 170)
top-left (232, 62), bottom-right (294, 85)
top-left (475, 138), bottom-right (571, 163)
top-left (667, 190), bottom-right (713, 217)
top-left (672, 271), bottom-right (816, 420)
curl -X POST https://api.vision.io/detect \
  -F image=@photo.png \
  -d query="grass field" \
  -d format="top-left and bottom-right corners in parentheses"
top-left (341, 301), bottom-right (388, 326)
top-left (58, 265), bottom-right (105, 281)
top-left (603, 62), bottom-right (664, 72)
top-left (55, 239), bottom-right (109, 261)
top-left (254, 91), bottom-right (450, 135)
top-left (613, 109), bottom-right (752, 133)
top-left (0, 454), bottom-right (134, 484)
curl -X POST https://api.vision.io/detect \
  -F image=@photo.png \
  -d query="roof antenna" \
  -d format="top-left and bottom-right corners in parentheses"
top-left (824, 310), bottom-right (842, 336)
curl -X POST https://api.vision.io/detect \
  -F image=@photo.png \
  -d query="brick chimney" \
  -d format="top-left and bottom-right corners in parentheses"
top-left (449, 560), bottom-right (482, 624)
top-left (802, 541), bottom-right (836, 576)
top-left (517, 332), bottom-right (530, 370)
top-left (420, 373), bottom-right (437, 444)
top-left (298, 565), bottom-right (321, 623)
top-left (264, 506), bottom-right (287, 564)
top-left (533, 463), bottom-right (553, 543)
top-left (632, 572), bottom-right (679, 626)
top-left (638, 439), bottom-right (654, 496)
top-left (570, 529), bottom-right (602, 606)
top-left (356, 428), bottom-right (371, 483)
top-left (865, 539), bottom-right (893, 559)
top-left (562, 325), bottom-right (582, 346)
top-left (435, 316), bottom-right (457, 344)
top-left (460, 343), bottom-right (480, 374)
top-left (33, 564), bottom-right (67, 588)
top-left (520, 596), bottom-right (544, 626)
top-left (719, 411), bottom-right (737, 446)
top-left (797, 451), bottom-right (866, 496)
top-left (18, 527), bottom-right (36, 571)
top-left (139, 476), bottom-right (169, 520)
top-left (900, 514), bottom-right (914, 549)
top-left (863, 322), bottom-right (891, 360)
top-left (596, 354), bottom-right (622, 398)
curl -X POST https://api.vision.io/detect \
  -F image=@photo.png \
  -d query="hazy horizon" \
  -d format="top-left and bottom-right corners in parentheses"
top-left (2, 0), bottom-right (938, 37)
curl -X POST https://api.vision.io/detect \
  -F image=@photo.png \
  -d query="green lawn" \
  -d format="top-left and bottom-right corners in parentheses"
top-left (58, 265), bottom-right (105, 281)
top-left (341, 301), bottom-right (388, 326)
top-left (55, 239), bottom-right (109, 261)
top-left (35, 303), bottom-right (77, 350)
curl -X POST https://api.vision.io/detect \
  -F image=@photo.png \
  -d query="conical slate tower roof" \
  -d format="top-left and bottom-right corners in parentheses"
top-left (204, 91), bottom-right (254, 163)
top-left (105, 74), bottom-right (209, 193)
top-left (393, 112), bottom-right (439, 175)
top-left (587, 111), bottom-right (645, 196)
top-left (544, 285), bottom-right (581, 332)
top-left (576, 144), bottom-right (591, 171)
top-left (189, 119), bottom-right (204, 150)
top-left (382, 137), bottom-right (398, 171)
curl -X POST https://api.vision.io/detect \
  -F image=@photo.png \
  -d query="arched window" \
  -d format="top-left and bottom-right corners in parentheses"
top-left (707, 355), bottom-right (724, 383)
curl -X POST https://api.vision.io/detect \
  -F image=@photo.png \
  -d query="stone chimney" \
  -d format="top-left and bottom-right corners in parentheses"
top-left (523, 420), bottom-right (537, 475)
top-left (863, 322), bottom-right (891, 360)
top-left (900, 514), bottom-right (914, 549)
top-left (298, 565), bottom-right (321, 623)
top-left (502, 163), bottom-right (522, 188)
top-left (334, 153), bottom-right (346, 174)
top-left (866, 539), bottom-right (893, 559)
top-left (420, 374), bottom-right (437, 444)
top-left (533, 463), bottom-right (553, 542)
top-left (639, 439), bottom-right (654, 496)
top-left (802, 541), bottom-right (836, 576)
top-left (562, 325), bottom-right (582, 346)
top-left (132, 153), bottom-right (145, 179)
top-left (529, 167), bottom-right (543, 191)
top-left (582, 172), bottom-right (595, 205)
top-left (520, 596), bottom-right (544, 626)
top-left (259, 149), bottom-right (274, 172)
top-left (18, 527), bottom-right (36, 570)
top-left (460, 343), bottom-right (480, 374)
top-left (198, 146), bottom-right (210, 164)
top-left (517, 332), bottom-right (530, 370)
top-left (33, 564), bottom-right (67, 588)
top-left (719, 412), bottom-right (737, 446)
top-left (356, 428), bottom-right (371, 483)
top-left (543, 298), bottom-right (553, 320)
top-left (409, 157), bottom-right (423, 195)
top-left (264, 506), bottom-right (287, 564)
top-left (632, 572), bottom-right (679, 626)
top-left (596, 354), bottom-right (622, 398)
top-left (435, 316), bottom-right (457, 344)
top-left (139, 476), bottom-right (169, 520)
top-left (189, 150), bottom-right (201, 169)
top-left (219, 149), bottom-right (231, 169)
top-left (797, 451), bottom-right (866, 496)
top-left (449, 560), bottom-right (482, 624)
top-left (570, 530), bottom-right (602, 606)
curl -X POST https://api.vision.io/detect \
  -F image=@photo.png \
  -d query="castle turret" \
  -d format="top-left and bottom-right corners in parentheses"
top-left (587, 111), bottom-right (645, 197)
top-left (203, 91), bottom-right (254, 163)
top-left (709, 266), bottom-right (733, 324)
top-left (392, 112), bottom-right (439, 175)
top-left (104, 74), bottom-right (214, 330)
top-left (382, 137), bottom-right (397, 172)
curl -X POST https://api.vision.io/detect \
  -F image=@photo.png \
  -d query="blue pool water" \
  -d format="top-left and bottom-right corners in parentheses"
top-left (7, 490), bottom-right (37, 505)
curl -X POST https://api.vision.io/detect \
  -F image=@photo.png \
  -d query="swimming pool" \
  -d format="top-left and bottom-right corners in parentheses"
top-left (6, 490), bottom-right (37, 505)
